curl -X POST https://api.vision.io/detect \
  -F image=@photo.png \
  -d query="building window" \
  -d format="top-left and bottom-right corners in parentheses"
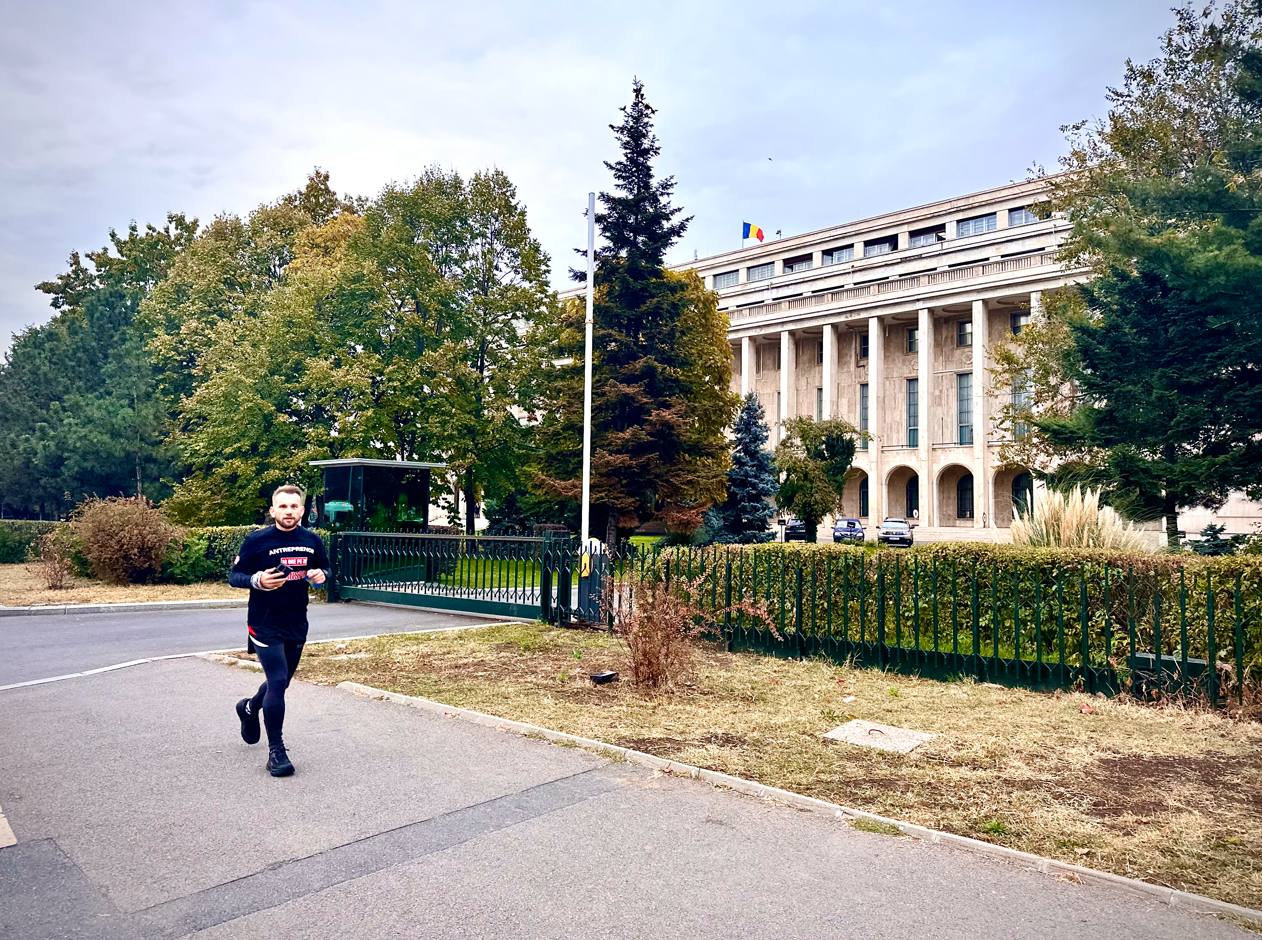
top-left (906, 476), bottom-right (919, 520)
top-left (957, 213), bottom-right (998, 237)
top-left (864, 236), bottom-right (897, 257)
top-left (816, 388), bottom-right (824, 420)
top-left (1008, 207), bottom-right (1038, 227)
top-left (859, 476), bottom-right (869, 518)
top-left (817, 340), bottom-right (824, 365)
top-left (908, 225), bottom-right (945, 248)
top-left (907, 378), bottom-right (919, 448)
top-left (957, 473), bottom-right (974, 518)
top-left (713, 270), bottom-right (739, 289)
top-left (858, 334), bottom-right (869, 360)
top-left (859, 383), bottom-right (869, 449)
top-left (956, 320), bottom-right (973, 347)
top-left (906, 327), bottom-right (919, 354)
top-left (957, 373), bottom-right (973, 445)
top-left (823, 245), bottom-right (853, 265)
top-left (748, 262), bottom-right (774, 282)
top-left (1012, 371), bottom-right (1031, 439)
top-left (1011, 311), bottom-right (1031, 334)
top-left (783, 254), bottom-right (812, 274)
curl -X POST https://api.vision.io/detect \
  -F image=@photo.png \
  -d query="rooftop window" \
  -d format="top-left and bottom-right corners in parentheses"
top-left (713, 270), bottom-right (739, 289)
top-left (908, 224), bottom-right (946, 248)
top-left (822, 245), bottom-right (854, 265)
top-left (1007, 206), bottom-right (1039, 227)
top-left (957, 213), bottom-right (998, 237)
top-left (782, 253), bottom-right (812, 274)
top-left (747, 262), bottom-right (774, 282)
top-left (863, 235), bottom-right (897, 257)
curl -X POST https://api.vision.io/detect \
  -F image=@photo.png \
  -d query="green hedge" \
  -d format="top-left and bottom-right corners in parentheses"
top-left (1, 522), bottom-right (331, 585)
top-left (648, 542), bottom-right (1262, 699)
top-left (0, 521), bottom-right (62, 564)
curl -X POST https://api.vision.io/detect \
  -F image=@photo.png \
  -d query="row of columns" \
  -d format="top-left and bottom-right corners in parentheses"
top-left (735, 291), bottom-right (1043, 529)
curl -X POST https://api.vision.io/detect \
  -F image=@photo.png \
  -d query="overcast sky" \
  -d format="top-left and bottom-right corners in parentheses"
top-left (1, 0), bottom-right (1176, 354)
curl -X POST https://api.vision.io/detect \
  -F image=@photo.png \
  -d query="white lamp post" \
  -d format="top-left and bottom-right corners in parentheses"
top-left (580, 192), bottom-right (596, 547)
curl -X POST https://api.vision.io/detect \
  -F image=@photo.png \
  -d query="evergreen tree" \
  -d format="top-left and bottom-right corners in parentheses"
top-left (534, 81), bottom-right (736, 544)
top-left (994, 3), bottom-right (1262, 547)
top-left (705, 393), bottom-right (778, 543)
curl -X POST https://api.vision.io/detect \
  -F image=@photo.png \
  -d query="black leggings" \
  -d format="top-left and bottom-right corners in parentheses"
top-left (249, 640), bottom-right (304, 749)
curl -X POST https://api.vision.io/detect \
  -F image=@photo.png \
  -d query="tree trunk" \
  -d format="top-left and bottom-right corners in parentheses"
top-left (605, 509), bottom-right (618, 551)
top-left (1164, 494), bottom-right (1181, 551)
top-left (804, 511), bottom-right (819, 543)
top-left (464, 468), bottom-right (476, 536)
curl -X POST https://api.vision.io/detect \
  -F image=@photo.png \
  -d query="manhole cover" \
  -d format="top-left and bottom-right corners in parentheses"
top-left (823, 719), bottom-right (934, 754)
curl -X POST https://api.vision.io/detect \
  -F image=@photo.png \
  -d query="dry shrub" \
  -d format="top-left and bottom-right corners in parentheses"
top-left (26, 531), bottom-right (76, 590)
top-left (1011, 486), bottom-right (1148, 552)
top-left (71, 497), bottom-right (177, 585)
top-left (607, 571), bottom-right (769, 689)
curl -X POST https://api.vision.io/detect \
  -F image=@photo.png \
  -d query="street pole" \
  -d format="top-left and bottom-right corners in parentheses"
top-left (580, 192), bottom-right (595, 545)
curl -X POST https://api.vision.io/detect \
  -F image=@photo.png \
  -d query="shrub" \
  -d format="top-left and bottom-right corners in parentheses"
top-left (606, 570), bottom-right (769, 689)
top-left (161, 534), bottom-right (225, 584)
top-left (1011, 486), bottom-right (1147, 552)
top-left (0, 521), bottom-right (62, 564)
top-left (26, 531), bottom-right (76, 590)
top-left (71, 497), bottom-right (178, 585)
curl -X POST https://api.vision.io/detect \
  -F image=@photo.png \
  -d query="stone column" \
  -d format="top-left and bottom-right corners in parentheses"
top-left (779, 329), bottom-right (795, 445)
top-left (917, 307), bottom-right (933, 526)
top-left (1030, 289), bottom-right (1043, 324)
top-left (972, 299), bottom-right (989, 529)
top-left (740, 336), bottom-right (754, 398)
top-left (867, 315), bottom-right (884, 523)
top-left (821, 323), bottom-right (835, 420)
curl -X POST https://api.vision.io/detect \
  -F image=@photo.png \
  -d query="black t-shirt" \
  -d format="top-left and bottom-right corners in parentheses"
top-left (231, 525), bottom-right (329, 640)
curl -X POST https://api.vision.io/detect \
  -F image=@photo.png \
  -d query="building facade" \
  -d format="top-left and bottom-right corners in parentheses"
top-left (690, 178), bottom-right (1072, 539)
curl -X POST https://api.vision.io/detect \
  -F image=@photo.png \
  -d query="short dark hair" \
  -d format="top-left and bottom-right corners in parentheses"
top-left (272, 484), bottom-right (305, 503)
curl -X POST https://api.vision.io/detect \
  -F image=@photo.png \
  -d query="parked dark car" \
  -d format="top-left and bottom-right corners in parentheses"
top-left (877, 518), bottom-right (914, 547)
top-left (832, 518), bottom-right (865, 543)
top-left (783, 517), bottom-right (808, 541)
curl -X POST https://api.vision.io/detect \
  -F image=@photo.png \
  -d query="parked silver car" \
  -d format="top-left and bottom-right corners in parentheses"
top-left (877, 518), bottom-right (914, 547)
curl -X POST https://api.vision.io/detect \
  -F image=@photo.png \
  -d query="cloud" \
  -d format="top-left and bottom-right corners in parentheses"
top-left (0, 0), bottom-right (1174, 353)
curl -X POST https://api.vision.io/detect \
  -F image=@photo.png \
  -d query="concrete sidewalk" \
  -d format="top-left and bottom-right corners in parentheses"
top-left (0, 658), bottom-right (1249, 939)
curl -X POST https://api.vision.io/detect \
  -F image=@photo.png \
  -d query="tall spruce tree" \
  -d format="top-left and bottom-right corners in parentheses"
top-left (535, 81), bottom-right (736, 545)
top-left (705, 393), bottom-right (778, 543)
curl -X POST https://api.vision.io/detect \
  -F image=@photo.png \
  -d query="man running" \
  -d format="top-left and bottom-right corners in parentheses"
top-left (228, 484), bottom-right (329, 776)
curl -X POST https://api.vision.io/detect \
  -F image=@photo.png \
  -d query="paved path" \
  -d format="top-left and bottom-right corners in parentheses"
top-left (0, 658), bottom-right (1248, 939)
top-left (0, 602), bottom-right (494, 687)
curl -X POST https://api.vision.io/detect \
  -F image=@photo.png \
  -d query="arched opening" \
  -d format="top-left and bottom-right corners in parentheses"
top-left (884, 465), bottom-right (918, 521)
top-left (841, 469), bottom-right (870, 520)
top-left (934, 464), bottom-right (975, 527)
top-left (992, 466), bottom-right (1034, 528)
top-left (957, 474), bottom-right (975, 519)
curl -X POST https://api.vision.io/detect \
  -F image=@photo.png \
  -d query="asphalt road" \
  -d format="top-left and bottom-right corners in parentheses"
top-left (0, 602), bottom-right (500, 687)
top-left (0, 657), bottom-right (1249, 940)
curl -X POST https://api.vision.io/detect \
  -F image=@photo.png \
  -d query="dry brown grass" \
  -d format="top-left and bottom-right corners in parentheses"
top-left (0, 563), bottom-right (240, 607)
top-left (290, 622), bottom-right (1262, 911)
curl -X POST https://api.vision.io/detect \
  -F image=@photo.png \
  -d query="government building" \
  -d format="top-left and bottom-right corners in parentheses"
top-left (689, 177), bottom-right (1070, 541)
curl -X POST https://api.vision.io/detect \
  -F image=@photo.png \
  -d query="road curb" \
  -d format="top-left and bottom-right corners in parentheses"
top-left (334, 678), bottom-right (1262, 927)
top-left (0, 598), bottom-right (248, 617)
top-left (197, 653), bottom-right (264, 671)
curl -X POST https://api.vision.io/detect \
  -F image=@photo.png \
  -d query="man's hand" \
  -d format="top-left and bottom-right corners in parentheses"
top-left (258, 568), bottom-right (288, 590)
top-left (307, 569), bottom-right (326, 586)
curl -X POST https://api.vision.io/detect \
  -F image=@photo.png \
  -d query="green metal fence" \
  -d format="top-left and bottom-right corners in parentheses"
top-left (653, 545), bottom-right (1261, 706)
top-left (328, 533), bottom-right (1260, 705)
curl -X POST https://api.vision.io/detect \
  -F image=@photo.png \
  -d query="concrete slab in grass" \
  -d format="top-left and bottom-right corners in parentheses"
top-left (822, 719), bottom-right (935, 754)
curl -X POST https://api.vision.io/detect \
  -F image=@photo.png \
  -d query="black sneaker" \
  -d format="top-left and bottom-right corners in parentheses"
top-left (236, 698), bottom-right (261, 745)
top-left (267, 746), bottom-right (295, 777)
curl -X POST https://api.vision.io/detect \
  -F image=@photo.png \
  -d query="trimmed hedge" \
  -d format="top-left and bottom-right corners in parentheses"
top-left (0, 521), bottom-right (62, 564)
top-left (651, 541), bottom-right (1262, 696)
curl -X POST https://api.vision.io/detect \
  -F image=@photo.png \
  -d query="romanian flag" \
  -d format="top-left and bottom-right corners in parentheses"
top-left (742, 222), bottom-right (765, 243)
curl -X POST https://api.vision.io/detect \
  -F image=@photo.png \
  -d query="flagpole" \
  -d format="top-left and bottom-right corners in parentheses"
top-left (580, 192), bottom-right (595, 546)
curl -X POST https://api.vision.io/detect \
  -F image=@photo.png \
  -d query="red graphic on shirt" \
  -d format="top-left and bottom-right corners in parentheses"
top-left (281, 556), bottom-right (309, 581)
